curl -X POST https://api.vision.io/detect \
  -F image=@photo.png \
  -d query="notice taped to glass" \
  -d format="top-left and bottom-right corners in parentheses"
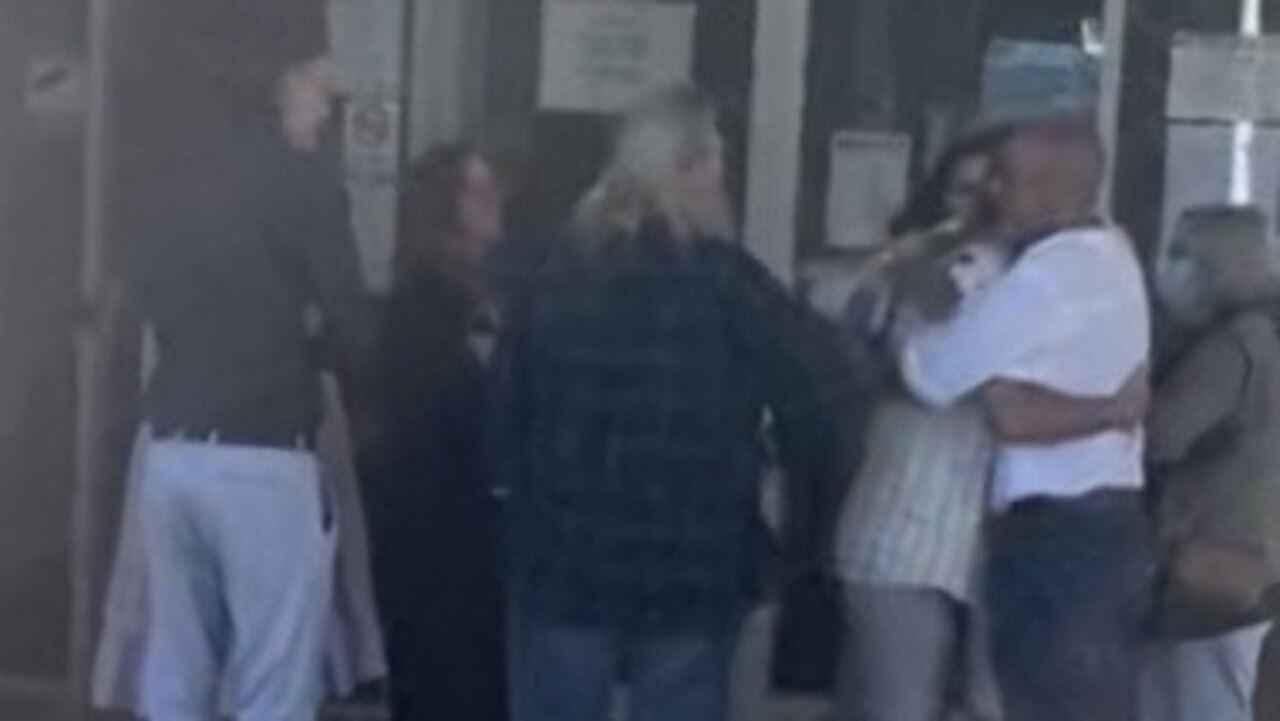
top-left (538, 0), bottom-right (696, 114)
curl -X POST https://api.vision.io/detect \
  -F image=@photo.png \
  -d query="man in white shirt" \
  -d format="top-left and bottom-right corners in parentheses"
top-left (900, 118), bottom-right (1153, 721)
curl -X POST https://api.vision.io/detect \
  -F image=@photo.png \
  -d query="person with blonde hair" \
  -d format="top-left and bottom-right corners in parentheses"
top-left (491, 84), bottom-right (866, 721)
top-left (1144, 205), bottom-right (1280, 721)
top-left (570, 84), bottom-right (734, 244)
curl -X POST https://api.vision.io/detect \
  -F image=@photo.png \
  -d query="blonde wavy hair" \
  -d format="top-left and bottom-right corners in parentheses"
top-left (573, 84), bottom-right (733, 246)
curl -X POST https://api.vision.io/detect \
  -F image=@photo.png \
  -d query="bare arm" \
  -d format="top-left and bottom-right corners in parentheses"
top-left (982, 366), bottom-right (1149, 444)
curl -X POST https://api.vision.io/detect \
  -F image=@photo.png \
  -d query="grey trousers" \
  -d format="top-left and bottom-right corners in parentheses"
top-left (138, 438), bottom-right (336, 721)
top-left (834, 585), bottom-right (1000, 721)
top-left (1140, 624), bottom-right (1270, 721)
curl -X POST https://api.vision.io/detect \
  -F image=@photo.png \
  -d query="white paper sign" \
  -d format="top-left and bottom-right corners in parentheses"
top-left (539, 1), bottom-right (696, 113)
top-left (825, 131), bottom-right (912, 250)
top-left (328, 0), bottom-right (408, 292)
top-left (1169, 33), bottom-right (1280, 122)
top-left (1160, 123), bottom-right (1280, 254)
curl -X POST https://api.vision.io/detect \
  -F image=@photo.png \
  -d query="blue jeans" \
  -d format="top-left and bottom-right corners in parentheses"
top-left (507, 606), bottom-right (740, 721)
top-left (985, 490), bottom-right (1153, 721)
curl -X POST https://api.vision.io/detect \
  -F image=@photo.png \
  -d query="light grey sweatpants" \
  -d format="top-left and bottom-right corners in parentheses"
top-left (137, 437), bottom-right (336, 721)
top-left (1140, 623), bottom-right (1271, 721)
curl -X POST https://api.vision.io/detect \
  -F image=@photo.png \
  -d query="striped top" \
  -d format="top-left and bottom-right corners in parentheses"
top-left (833, 240), bottom-right (1004, 602)
top-left (834, 397), bottom-right (992, 601)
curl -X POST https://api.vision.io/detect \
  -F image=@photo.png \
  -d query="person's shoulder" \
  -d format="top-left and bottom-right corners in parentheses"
top-left (507, 236), bottom-right (592, 305)
top-left (1226, 309), bottom-right (1280, 349)
top-left (153, 129), bottom-right (271, 191)
top-left (397, 265), bottom-right (468, 300)
top-left (1010, 225), bottom-right (1137, 289)
top-left (237, 133), bottom-right (343, 200)
top-left (692, 237), bottom-right (760, 263)
top-left (1180, 318), bottom-right (1262, 379)
top-left (1029, 224), bottom-right (1132, 261)
top-left (692, 239), bottom-right (777, 287)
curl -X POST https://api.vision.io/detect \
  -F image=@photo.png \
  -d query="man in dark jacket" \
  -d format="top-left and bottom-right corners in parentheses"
top-left (492, 85), bottom-right (865, 721)
top-left (124, 2), bottom-right (375, 720)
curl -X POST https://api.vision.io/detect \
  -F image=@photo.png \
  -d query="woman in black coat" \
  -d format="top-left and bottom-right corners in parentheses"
top-left (366, 143), bottom-right (507, 721)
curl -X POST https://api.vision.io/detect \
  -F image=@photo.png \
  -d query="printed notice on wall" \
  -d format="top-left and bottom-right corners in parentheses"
top-left (826, 131), bottom-right (912, 250)
top-left (539, 0), bottom-right (696, 113)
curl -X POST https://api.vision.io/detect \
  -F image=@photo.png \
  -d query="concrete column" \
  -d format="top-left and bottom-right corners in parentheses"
top-left (1230, 0), bottom-right (1263, 204)
top-left (70, 0), bottom-right (116, 710)
top-left (743, 0), bottom-right (811, 281)
top-left (1098, 0), bottom-right (1129, 212)
top-left (0, 16), bottom-right (22, 311)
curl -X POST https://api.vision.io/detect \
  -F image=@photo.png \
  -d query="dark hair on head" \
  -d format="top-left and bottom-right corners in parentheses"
top-left (125, 0), bottom-right (330, 165)
top-left (889, 124), bottom-right (1016, 238)
top-left (394, 143), bottom-right (490, 286)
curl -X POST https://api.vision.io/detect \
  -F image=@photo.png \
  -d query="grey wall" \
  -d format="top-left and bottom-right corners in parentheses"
top-left (0, 0), bottom-right (83, 681)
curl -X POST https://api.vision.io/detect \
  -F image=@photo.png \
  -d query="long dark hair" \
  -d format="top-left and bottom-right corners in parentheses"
top-left (394, 143), bottom-right (489, 288)
top-left (124, 0), bottom-right (329, 170)
top-left (889, 125), bottom-right (1015, 238)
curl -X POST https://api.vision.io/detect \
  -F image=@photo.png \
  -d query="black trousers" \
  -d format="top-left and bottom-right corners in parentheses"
top-left (364, 452), bottom-right (508, 721)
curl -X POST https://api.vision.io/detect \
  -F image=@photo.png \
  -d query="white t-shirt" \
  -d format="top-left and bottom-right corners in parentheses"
top-left (900, 226), bottom-right (1151, 510)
